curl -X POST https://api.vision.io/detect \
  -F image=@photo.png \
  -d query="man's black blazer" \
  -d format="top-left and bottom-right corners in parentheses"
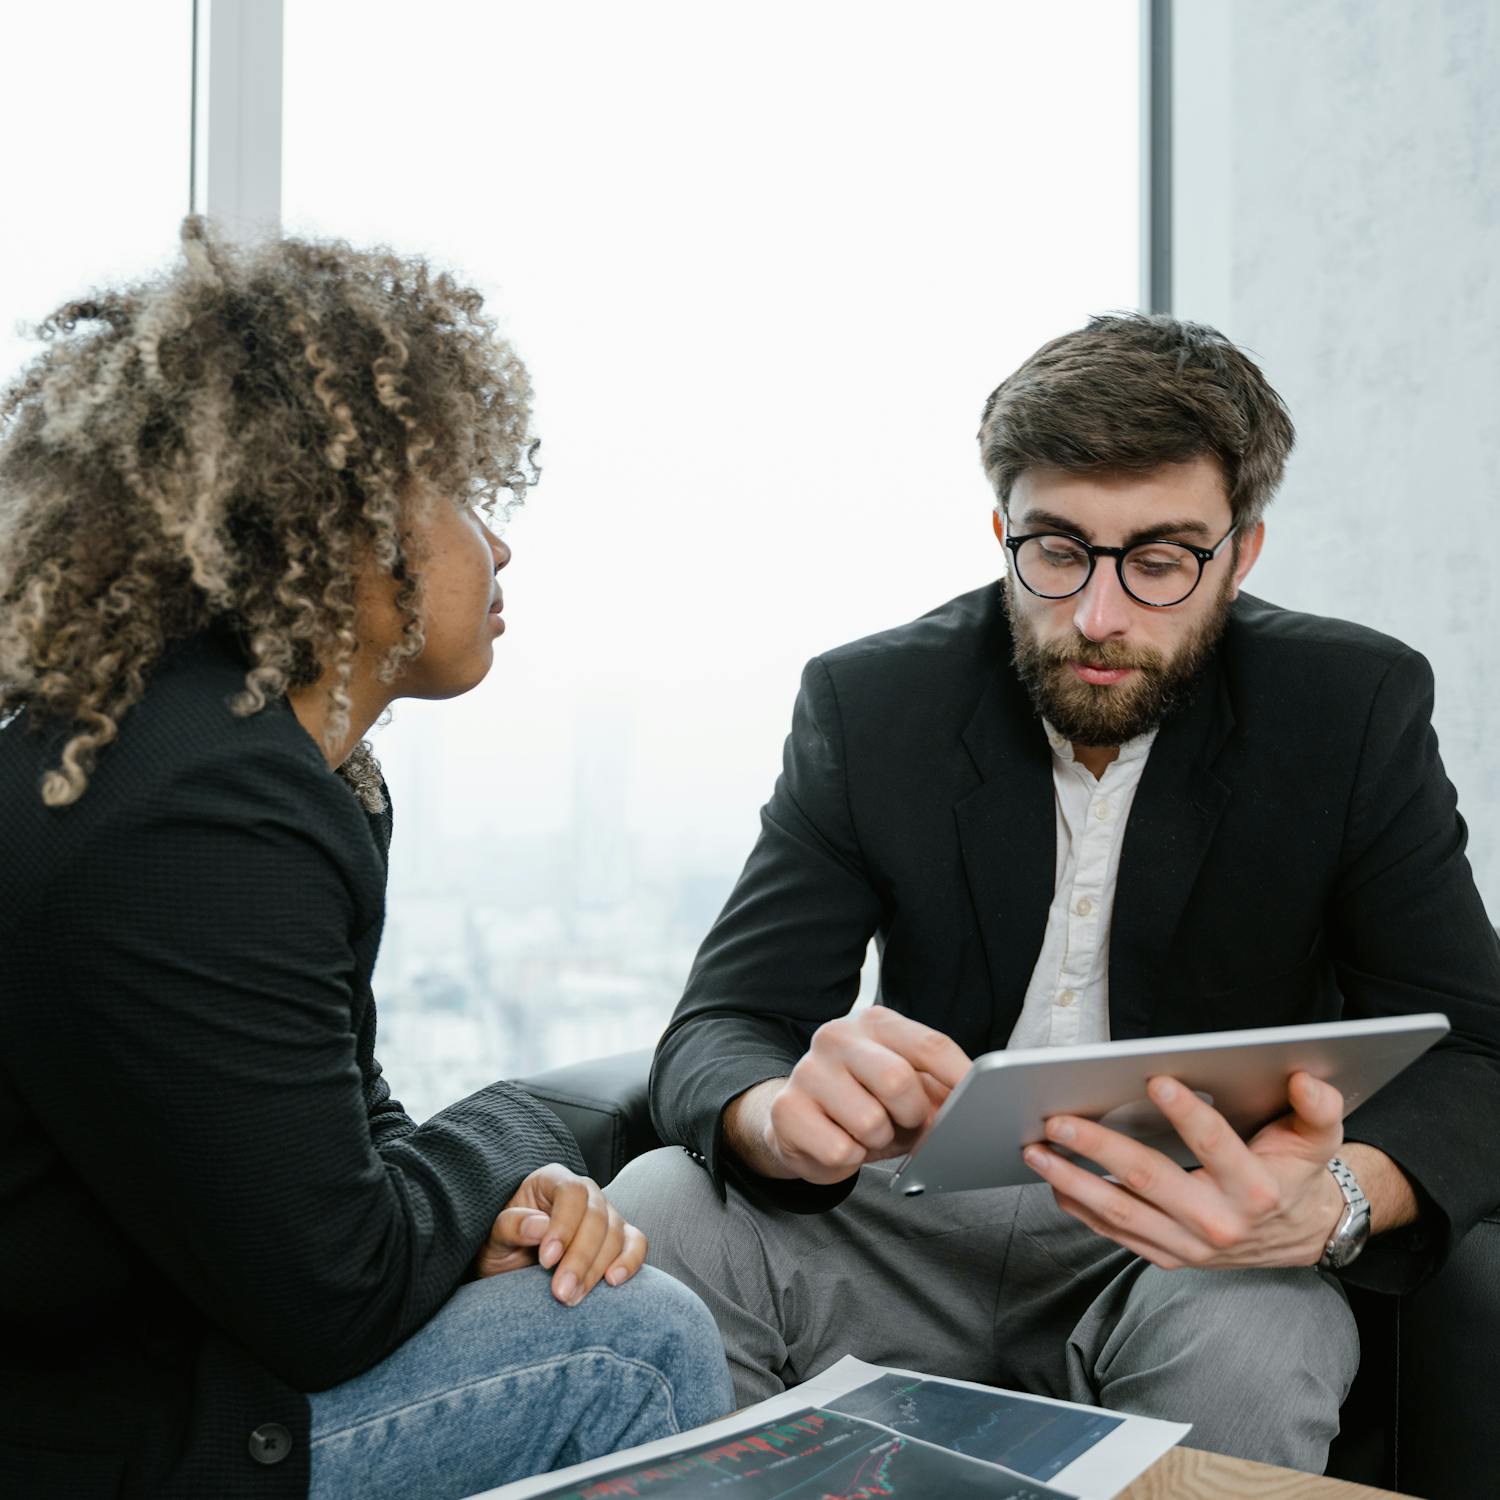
top-left (652, 585), bottom-right (1500, 1291)
top-left (0, 632), bottom-right (585, 1498)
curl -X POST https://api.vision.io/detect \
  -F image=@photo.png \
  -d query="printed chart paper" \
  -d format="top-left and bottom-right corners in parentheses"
top-left (470, 1355), bottom-right (1189, 1500)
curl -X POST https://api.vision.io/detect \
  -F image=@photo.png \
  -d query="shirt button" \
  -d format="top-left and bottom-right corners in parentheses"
top-left (1075, 897), bottom-right (1093, 917)
top-left (1057, 989), bottom-right (1076, 1007)
top-left (1094, 801), bottom-right (1112, 820)
top-left (248, 1423), bottom-right (293, 1465)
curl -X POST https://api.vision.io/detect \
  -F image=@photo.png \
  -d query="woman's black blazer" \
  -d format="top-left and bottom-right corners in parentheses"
top-left (0, 631), bottom-right (585, 1498)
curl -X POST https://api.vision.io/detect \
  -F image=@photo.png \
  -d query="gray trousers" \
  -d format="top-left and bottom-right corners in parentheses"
top-left (608, 1146), bottom-right (1360, 1474)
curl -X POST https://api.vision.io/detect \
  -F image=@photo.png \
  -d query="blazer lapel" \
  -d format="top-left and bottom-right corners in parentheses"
top-left (955, 667), bottom-right (1057, 1049)
top-left (1109, 657), bottom-right (1235, 1038)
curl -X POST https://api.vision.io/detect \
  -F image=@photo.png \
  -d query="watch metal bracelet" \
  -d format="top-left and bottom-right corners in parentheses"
top-left (1318, 1155), bottom-right (1372, 1271)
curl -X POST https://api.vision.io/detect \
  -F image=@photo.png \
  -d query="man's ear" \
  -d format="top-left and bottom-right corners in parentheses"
top-left (992, 508), bottom-right (1006, 546)
top-left (1229, 521), bottom-right (1266, 600)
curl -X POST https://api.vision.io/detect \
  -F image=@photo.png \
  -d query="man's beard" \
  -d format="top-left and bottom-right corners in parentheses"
top-left (1005, 575), bottom-right (1233, 747)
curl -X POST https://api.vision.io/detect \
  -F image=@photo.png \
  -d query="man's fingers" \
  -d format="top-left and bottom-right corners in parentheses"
top-left (1025, 1145), bottom-right (1209, 1266)
top-left (769, 1013), bottom-right (971, 1184)
top-left (794, 1053), bottom-right (899, 1153)
top-left (1049, 1188), bottom-right (1193, 1271)
top-left (1287, 1071), bottom-right (1345, 1147)
top-left (861, 1008), bottom-right (972, 1090)
top-left (919, 1072), bottom-right (953, 1108)
top-left (769, 1086), bottom-right (870, 1182)
top-left (1144, 1076), bottom-right (1262, 1187)
top-left (841, 1039), bottom-right (932, 1132)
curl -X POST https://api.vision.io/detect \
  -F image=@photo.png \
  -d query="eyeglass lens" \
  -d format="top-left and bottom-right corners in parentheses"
top-left (1013, 535), bottom-right (1203, 607)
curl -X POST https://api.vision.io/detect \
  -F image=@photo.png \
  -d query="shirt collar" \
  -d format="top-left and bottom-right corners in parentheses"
top-left (1041, 719), bottom-right (1159, 770)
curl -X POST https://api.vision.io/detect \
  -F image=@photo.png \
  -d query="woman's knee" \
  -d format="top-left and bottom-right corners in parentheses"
top-left (602, 1265), bottom-right (723, 1360)
top-left (593, 1266), bottom-right (733, 1424)
top-left (409, 1263), bottom-right (732, 1424)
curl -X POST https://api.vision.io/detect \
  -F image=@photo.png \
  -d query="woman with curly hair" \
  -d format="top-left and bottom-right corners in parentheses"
top-left (0, 221), bottom-right (732, 1500)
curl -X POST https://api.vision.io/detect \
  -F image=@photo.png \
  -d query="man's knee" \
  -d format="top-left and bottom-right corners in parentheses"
top-left (609, 1146), bottom-right (719, 1219)
top-left (608, 1147), bottom-right (736, 1277)
top-left (1091, 1266), bottom-right (1358, 1469)
top-left (1134, 1265), bottom-right (1358, 1384)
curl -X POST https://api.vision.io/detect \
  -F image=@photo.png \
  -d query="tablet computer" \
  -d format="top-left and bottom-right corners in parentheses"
top-left (888, 1013), bottom-right (1449, 1196)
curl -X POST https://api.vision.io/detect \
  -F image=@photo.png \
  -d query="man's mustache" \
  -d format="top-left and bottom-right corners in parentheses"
top-left (1036, 635), bottom-right (1167, 672)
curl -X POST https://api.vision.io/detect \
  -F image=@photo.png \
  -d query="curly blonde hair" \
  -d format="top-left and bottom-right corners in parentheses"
top-left (0, 218), bottom-right (537, 810)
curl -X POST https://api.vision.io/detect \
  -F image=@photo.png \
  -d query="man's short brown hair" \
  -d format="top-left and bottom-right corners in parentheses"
top-left (977, 312), bottom-right (1295, 529)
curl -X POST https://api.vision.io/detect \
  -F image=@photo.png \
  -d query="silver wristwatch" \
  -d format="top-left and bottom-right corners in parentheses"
top-left (1318, 1156), bottom-right (1372, 1271)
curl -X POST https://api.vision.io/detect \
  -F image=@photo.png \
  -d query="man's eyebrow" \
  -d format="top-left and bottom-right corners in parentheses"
top-left (1018, 509), bottom-right (1216, 546)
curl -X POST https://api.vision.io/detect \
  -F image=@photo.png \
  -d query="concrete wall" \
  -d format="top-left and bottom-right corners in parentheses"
top-left (1173, 0), bottom-right (1500, 911)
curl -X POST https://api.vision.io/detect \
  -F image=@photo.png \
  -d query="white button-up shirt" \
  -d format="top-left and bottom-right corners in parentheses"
top-left (1006, 720), bottom-right (1158, 1050)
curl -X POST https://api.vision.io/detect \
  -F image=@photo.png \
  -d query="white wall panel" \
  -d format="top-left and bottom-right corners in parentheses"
top-left (1174, 0), bottom-right (1500, 911)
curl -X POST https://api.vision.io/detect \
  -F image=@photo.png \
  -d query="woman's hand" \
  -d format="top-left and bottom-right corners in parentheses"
top-left (473, 1163), bottom-right (648, 1305)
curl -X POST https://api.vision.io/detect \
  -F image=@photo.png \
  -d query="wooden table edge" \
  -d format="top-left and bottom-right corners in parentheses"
top-left (1116, 1445), bottom-right (1420, 1499)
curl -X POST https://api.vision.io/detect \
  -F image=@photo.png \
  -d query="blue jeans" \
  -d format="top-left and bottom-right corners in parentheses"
top-left (306, 1265), bottom-right (734, 1500)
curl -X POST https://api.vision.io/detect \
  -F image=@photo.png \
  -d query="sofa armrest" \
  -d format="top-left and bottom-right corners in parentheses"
top-left (1395, 1212), bottom-right (1500, 1500)
top-left (513, 1049), bottom-right (660, 1187)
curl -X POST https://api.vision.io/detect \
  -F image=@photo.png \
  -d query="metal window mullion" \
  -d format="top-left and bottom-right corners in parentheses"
top-left (1141, 0), bottom-right (1172, 313)
top-left (191, 0), bottom-right (283, 237)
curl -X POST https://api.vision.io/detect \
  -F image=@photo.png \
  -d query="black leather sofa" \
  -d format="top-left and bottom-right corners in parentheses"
top-left (516, 1047), bottom-right (1497, 1499)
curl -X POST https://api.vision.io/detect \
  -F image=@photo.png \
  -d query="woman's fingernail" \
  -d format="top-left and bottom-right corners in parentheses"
top-left (554, 1271), bottom-right (578, 1303)
top-left (1046, 1118), bottom-right (1075, 1143)
top-left (1154, 1078), bottom-right (1178, 1103)
top-left (605, 1266), bottom-right (626, 1286)
top-left (1024, 1147), bottom-right (1050, 1172)
top-left (523, 1213), bottom-right (549, 1238)
top-left (540, 1238), bottom-right (563, 1268)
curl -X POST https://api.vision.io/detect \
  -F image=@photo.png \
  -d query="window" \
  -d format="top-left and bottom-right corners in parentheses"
top-left (0, 5), bottom-right (192, 386)
top-left (276, 1), bottom-right (1143, 1118)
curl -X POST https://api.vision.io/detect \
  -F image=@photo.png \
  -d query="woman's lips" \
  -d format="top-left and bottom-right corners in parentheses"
top-left (1070, 663), bottom-right (1135, 686)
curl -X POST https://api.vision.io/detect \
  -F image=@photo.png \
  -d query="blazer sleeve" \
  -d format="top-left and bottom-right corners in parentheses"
top-left (651, 656), bottom-right (884, 1209)
top-left (353, 780), bottom-right (441, 1158)
top-left (17, 744), bottom-right (584, 1392)
top-left (1330, 647), bottom-right (1500, 1291)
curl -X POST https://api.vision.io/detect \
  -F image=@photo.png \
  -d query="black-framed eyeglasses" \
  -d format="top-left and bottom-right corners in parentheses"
top-left (1003, 519), bottom-right (1238, 609)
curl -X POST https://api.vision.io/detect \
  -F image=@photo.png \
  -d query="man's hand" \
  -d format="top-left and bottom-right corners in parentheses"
top-left (724, 1009), bottom-right (972, 1185)
top-left (473, 1163), bottom-right (647, 1304)
top-left (1022, 1071), bottom-right (1351, 1269)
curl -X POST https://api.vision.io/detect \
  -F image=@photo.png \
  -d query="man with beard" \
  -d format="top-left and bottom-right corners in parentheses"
top-left (607, 314), bottom-right (1500, 1472)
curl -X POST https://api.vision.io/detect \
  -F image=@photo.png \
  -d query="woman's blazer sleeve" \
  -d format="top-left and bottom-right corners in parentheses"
top-left (15, 742), bottom-right (583, 1392)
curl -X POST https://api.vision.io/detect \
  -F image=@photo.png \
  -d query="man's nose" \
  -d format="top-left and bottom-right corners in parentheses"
top-left (1072, 559), bottom-right (1134, 641)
